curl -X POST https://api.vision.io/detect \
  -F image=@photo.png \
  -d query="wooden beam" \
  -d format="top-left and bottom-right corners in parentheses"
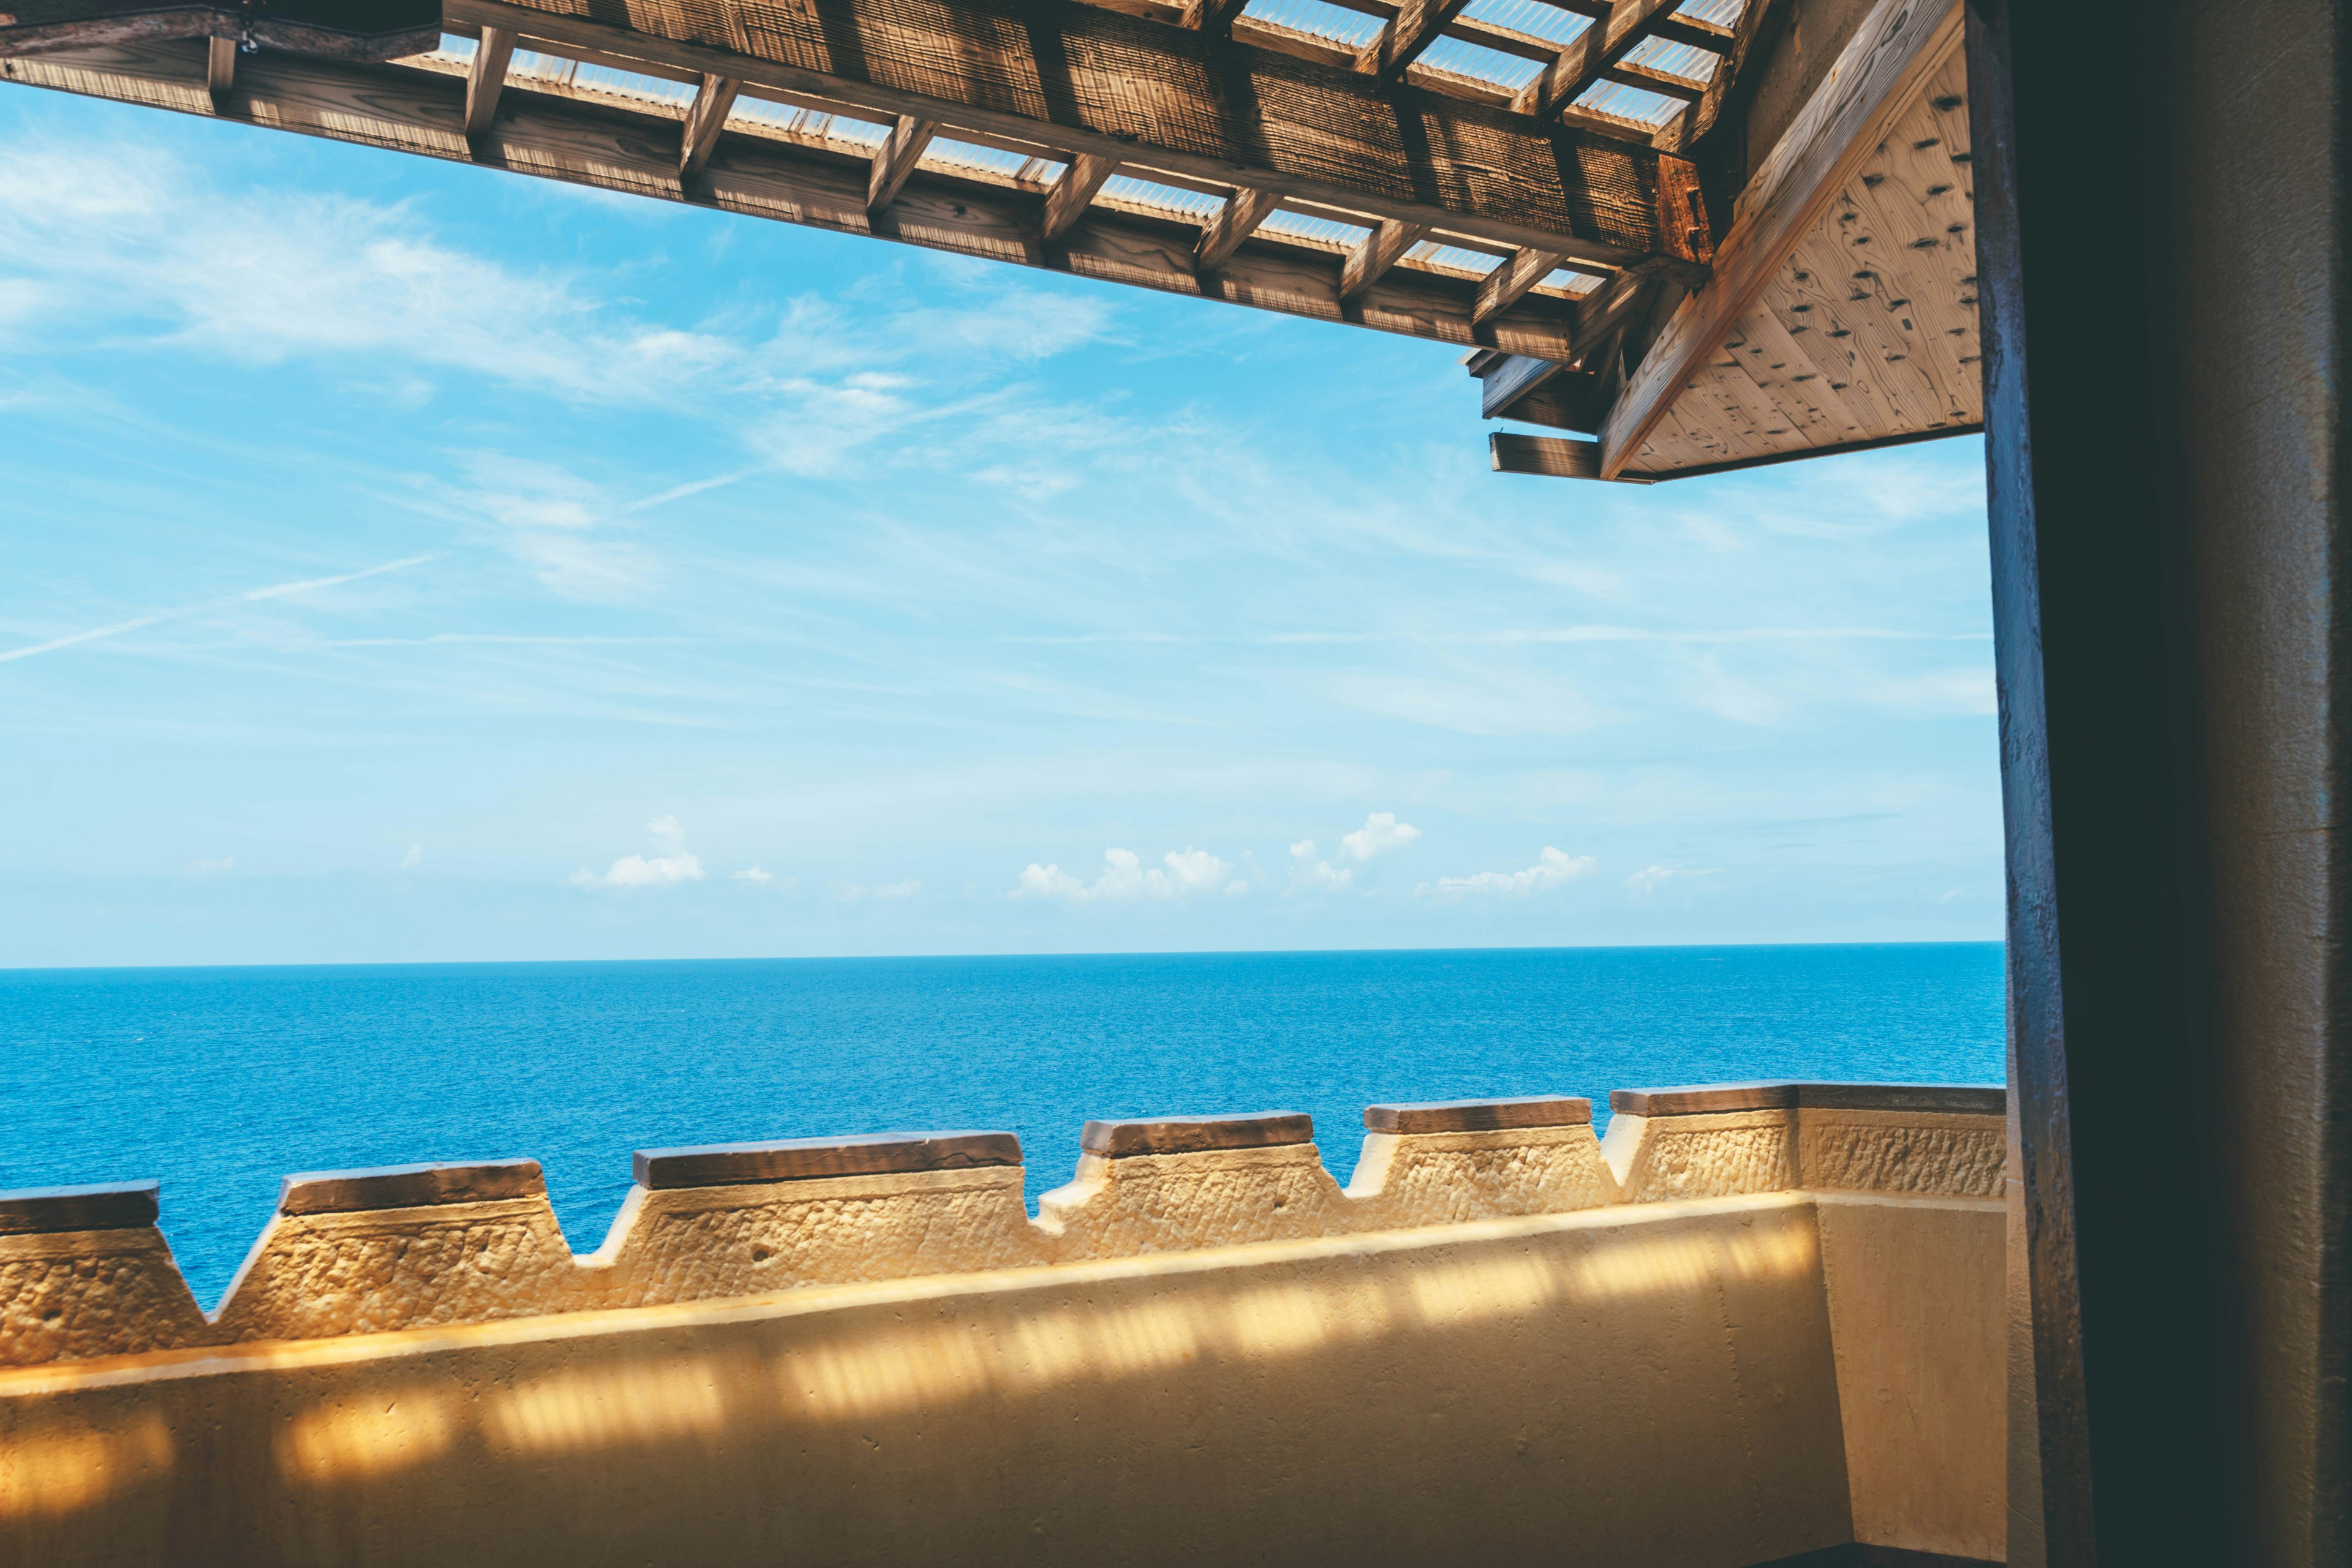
top-left (1196, 186), bottom-right (1280, 272)
top-left (679, 72), bottom-right (741, 181)
top-left (1647, 12), bottom-right (1735, 53)
top-left (464, 23), bottom-right (514, 142)
top-left (0, 40), bottom-right (1591, 364)
top-left (1489, 432), bottom-right (1643, 480)
top-left (1656, 0), bottom-right (1784, 153)
top-left (1472, 246), bottom-right (1568, 325)
top-left (1182, 0), bottom-right (1252, 37)
top-left (204, 32), bottom-right (232, 101)
top-left (1360, 0), bottom-right (1474, 81)
top-left (867, 113), bottom-right (938, 219)
top-left (446, 0), bottom-right (1705, 271)
top-left (1340, 218), bottom-right (1429, 300)
top-left (1604, 59), bottom-right (1704, 102)
top-left (1039, 151), bottom-right (1118, 243)
top-left (1598, 0), bottom-right (1962, 477)
top-left (1514, 0), bottom-right (1679, 121)
top-left (1478, 351), bottom-right (1566, 418)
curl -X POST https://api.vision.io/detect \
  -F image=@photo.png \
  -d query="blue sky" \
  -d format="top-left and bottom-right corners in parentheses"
top-left (0, 86), bottom-right (2002, 966)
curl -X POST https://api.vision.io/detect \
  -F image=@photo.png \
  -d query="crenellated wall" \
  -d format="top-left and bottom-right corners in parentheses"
top-left (0, 1084), bottom-right (2005, 1567)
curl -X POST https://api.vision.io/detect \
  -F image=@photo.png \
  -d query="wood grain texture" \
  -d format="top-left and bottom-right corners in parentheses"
top-left (1490, 431), bottom-right (1607, 477)
top-left (1602, 0), bottom-right (1962, 477)
top-left (1359, 0), bottom-right (1470, 81)
top-left (0, 42), bottom-right (1586, 360)
top-left (1340, 216), bottom-right (1426, 299)
top-left (464, 21), bottom-right (513, 138)
top-left (679, 70), bottom-right (740, 177)
top-left (1080, 1112), bottom-right (1313, 1155)
top-left (1195, 184), bottom-right (1277, 271)
top-left (635, 1132), bottom-right (1023, 1188)
top-left (279, 1159), bottom-right (546, 1215)
top-left (1515, 0), bottom-right (1679, 120)
top-left (448, 0), bottom-right (1702, 266)
top-left (0, 1182), bottom-right (161, 1235)
top-left (1364, 1096), bottom-right (1592, 1133)
top-left (1473, 244), bottom-right (1567, 325)
top-left (1039, 148), bottom-right (1117, 240)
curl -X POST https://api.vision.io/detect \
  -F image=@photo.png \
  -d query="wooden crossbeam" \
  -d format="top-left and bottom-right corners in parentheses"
top-left (867, 113), bottom-right (939, 219)
top-left (445, 0), bottom-right (1706, 271)
top-left (679, 72), bottom-right (741, 181)
top-left (1648, 12), bottom-right (1736, 53)
top-left (1598, 0), bottom-right (1962, 477)
top-left (1196, 186), bottom-right (1280, 272)
top-left (204, 33), bottom-right (233, 102)
top-left (1472, 247), bottom-right (1568, 326)
top-left (1514, 0), bottom-right (1681, 121)
top-left (464, 23), bottom-right (514, 142)
top-left (1490, 432), bottom-right (1624, 479)
top-left (1605, 59), bottom-right (1705, 102)
top-left (1040, 152), bottom-right (1119, 243)
top-left (1183, 0), bottom-right (1253, 36)
top-left (1657, 0), bottom-right (1783, 152)
top-left (1359, 0), bottom-right (1474, 81)
top-left (1340, 218), bottom-right (1429, 299)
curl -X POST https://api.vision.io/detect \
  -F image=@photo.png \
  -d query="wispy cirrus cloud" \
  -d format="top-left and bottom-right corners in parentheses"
top-left (1421, 847), bottom-right (1597, 900)
top-left (0, 552), bottom-right (439, 665)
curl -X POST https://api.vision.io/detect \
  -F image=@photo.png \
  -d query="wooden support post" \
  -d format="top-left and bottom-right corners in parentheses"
top-left (1969, 0), bottom-right (2352, 1561)
top-left (1340, 219), bottom-right (1428, 301)
top-left (464, 24), bottom-right (516, 143)
top-left (1182, 0), bottom-right (1250, 37)
top-left (1194, 186), bottom-right (1279, 273)
top-left (1472, 247), bottom-right (1569, 327)
top-left (867, 114), bottom-right (938, 220)
top-left (205, 34), bottom-right (235, 104)
top-left (679, 73), bottom-right (741, 181)
top-left (1039, 153), bottom-right (1118, 243)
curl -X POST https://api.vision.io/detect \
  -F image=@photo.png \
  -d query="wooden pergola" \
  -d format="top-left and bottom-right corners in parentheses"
top-left (1, 0), bottom-right (1971, 481)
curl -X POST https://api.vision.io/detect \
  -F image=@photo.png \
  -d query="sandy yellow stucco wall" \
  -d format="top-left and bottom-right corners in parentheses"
top-left (0, 1086), bottom-right (2006, 1567)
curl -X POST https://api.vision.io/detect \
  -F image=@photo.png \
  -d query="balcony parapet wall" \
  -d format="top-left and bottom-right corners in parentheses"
top-left (0, 1082), bottom-right (2002, 1370)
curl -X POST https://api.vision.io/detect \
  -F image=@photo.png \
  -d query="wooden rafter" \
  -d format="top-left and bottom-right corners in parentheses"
top-left (1473, 247), bottom-right (1569, 327)
top-left (679, 72), bottom-right (741, 181)
top-left (1340, 218), bottom-right (1430, 300)
top-left (1513, 0), bottom-right (1681, 122)
top-left (0, 39), bottom-right (1604, 363)
top-left (867, 113), bottom-right (938, 220)
top-left (442, 0), bottom-right (1706, 271)
top-left (204, 32), bottom-right (233, 100)
top-left (1039, 152), bottom-right (1119, 243)
top-left (1196, 186), bottom-right (1280, 272)
top-left (463, 23), bottom-right (513, 141)
top-left (1359, 0), bottom-right (1472, 81)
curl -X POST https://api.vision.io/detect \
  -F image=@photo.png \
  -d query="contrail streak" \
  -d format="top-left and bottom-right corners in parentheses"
top-left (0, 552), bottom-right (443, 665)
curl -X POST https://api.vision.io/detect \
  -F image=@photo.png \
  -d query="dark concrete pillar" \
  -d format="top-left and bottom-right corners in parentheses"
top-left (1967, 0), bottom-right (2350, 1562)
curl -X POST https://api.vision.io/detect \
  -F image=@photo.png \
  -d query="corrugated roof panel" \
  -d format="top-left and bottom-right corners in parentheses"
top-left (924, 138), bottom-right (1036, 181)
top-left (1417, 36), bottom-right (1544, 89)
top-left (1259, 209), bottom-right (1373, 250)
top-left (1674, 0), bottom-right (1744, 27)
top-left (1240, 0), bottom-right (1384, 47)
top-left (511, 51), bottom-right (699, 108)
top-left (728, 96), bottom-right (894, 151)
top-left (1408, 239), bottom-right (1512, 279)
top-left (1459, 0), bottom-right (1588, 47)
top-left (1623, 34), bottom-right (1719, 85)
top-left (1099, 173), bottom-right (1228, 224)
top-left (1535, 266), bottom-right (1608, 297)
top-left (1575, 77), bottom-right (1687, 127)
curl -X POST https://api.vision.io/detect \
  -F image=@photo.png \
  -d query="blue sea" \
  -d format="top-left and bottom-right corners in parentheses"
top-left (0, 944), bottom-right (2004, 1306)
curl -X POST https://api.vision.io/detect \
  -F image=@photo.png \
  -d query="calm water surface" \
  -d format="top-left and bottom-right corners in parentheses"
top-left (0, 944), bottom-right (2003, 1305)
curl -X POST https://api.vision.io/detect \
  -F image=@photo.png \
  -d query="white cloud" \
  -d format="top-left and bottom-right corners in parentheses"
top-left (1287, 839), bottom-right (1352, 893)
top-left (571, 815), bottom-right (705, 889)
top-left (1009, 846), bottom-right (1237, 902)
top-left (1341, 812), bottom-right (1421, 862)
top-left (0, 552), bottom-right (439, 665)
top-left (184, 856), bottom-right (233, 875)
top-left (733, 865), bottom-right (775, 884)
top-left (401, 843), bottom-right (422, 870)
top-left (1422, 847), bottom-right (1597, 900)
top-left (1626, 864), bottom-right (1674, 895)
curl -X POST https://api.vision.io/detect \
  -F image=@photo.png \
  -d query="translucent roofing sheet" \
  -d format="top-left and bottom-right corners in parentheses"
top-left (1406, 239), bottom-right (1509, 278)
top-left (1540, 266), bottom-right (1608, 296)
top-left (1258, 209), bottom-right (1371, 250)
top-left (1623, 34), bottom-right (1719, 85)
top-left (429, 32), bottom-right (475, 59)
top-left (1673, 0), bottom-right (1745, 26)
top-left (728, 96), bottom-right (893, 151)
top-left (925, 138), bottom-right (1039, 181)
top-left (1575, 78), bottom-right (1688, 127)
top-left (1417, 36), bottom-right (1542, 90)
top-left (1099, 173), bottom-right (1227, 224)
top-left (1460, 0), bottom-right (1588, 47)
top-left (1240, 0), bottom-right (1383, 48)
top-left (510, 50), bottom-right (699, 109)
